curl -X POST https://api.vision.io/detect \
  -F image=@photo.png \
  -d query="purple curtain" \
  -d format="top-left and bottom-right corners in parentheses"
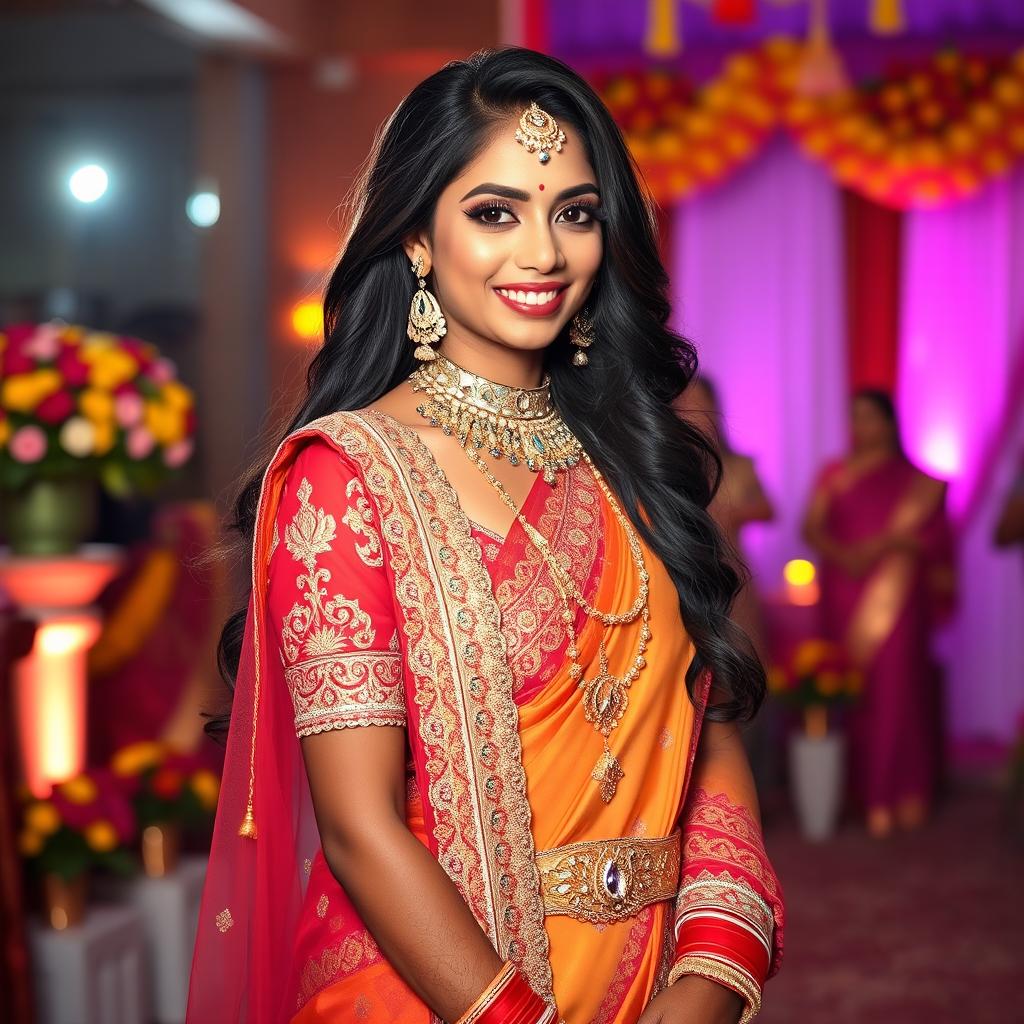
top-left (672, 138), bottom-right (848, 590)
top-left (897, 166), bottom-right (1024, 744)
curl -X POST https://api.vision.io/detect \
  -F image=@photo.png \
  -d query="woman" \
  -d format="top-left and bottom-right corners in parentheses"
top-left (188, 49), bottom-right (783, 1024)
top-left (674, 377), bottom-right (774, 657)
top-left (803, 390), bottom-right (953, 839)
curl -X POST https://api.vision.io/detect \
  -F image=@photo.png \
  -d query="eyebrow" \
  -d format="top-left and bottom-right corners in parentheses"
top-left (459, 182), bottom-right (600, 203)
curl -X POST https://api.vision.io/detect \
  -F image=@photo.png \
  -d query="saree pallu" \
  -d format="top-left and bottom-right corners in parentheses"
top-left (187, 410), bottom-right (716, 1022)
top-left (816, 456), bottom-right (953, 810)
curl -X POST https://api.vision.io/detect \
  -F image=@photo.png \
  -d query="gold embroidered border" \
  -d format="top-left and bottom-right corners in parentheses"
top-left (675, 872), bottom-right (774, 951)
top-left (309, 411), bottom-right (553, 999)
top-left (667, 954), bottom-right (762, 1023)
top-left (287, 651), bottom-right (405, 737)
top-left (494, 461), bottom-right (602, 693)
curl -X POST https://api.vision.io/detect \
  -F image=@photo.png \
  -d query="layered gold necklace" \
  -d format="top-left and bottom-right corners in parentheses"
top-left (409, 354), bottom-right (651, 803)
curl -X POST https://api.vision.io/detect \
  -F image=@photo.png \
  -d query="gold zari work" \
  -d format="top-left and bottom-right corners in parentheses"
top-left (536, 831), bottom-right (681, 924)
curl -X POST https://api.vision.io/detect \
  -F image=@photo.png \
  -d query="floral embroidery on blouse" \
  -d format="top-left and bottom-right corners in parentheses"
top-left (342, 477), bottom-right (383, 567)
top-left (273, 464), bottom-right (405, 738)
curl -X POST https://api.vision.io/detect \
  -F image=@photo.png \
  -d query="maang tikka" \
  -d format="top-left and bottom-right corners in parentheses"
top-left (407, 255), bottom-right (446, 361)
top-left (514, 101), bottom-right (566, 164)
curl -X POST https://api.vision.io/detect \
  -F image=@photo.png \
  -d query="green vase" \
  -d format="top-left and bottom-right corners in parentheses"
top-left (3, 477), bottom-right (98, 556)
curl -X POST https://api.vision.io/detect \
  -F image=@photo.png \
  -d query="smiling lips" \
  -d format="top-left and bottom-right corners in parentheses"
top-left (494, 282), bottom-right (567, 317)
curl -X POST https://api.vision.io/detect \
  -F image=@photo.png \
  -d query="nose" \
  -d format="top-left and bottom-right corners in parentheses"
top-left (514, 217), bottom-right (564, 275)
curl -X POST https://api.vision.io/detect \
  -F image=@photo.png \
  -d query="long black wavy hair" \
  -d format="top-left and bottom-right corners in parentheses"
top-left (211, 47), bottom-right (765, 738)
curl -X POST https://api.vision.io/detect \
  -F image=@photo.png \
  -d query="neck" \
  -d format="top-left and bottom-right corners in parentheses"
top-left (435, 335), bottom-right (545, 390)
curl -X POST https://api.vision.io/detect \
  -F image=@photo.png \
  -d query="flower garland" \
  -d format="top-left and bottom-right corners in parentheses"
top-left (596, 40), bottom-right (1024, 209)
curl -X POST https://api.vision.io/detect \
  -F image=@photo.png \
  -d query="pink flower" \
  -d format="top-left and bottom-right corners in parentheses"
top-left (35, 390), bottom-right (75, 425)
top-left (9, 425), bottom-right (47, 463)
top-left (55, 347), bottom-right (90, 387)
top-left (126, 426), bottom-right (155, 460)
top-left (146, 358), bottom-right (176, 385)
top-left (24, 324), bottom-right (61, 362)
top-left (113, 390), bottom-right (144, 427)
top-left (162, 438), bottom-right (194, 468)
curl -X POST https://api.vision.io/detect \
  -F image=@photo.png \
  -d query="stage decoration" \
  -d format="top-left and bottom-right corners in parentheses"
top-left (0, 321), bottom-right (196, 554)
top-left (18, 769), bottom-right (136, 927)
top-left (596, 41), bottom-right (1024, 209)
top-left (869, 0), bottom-right (905, 37)
top-left (110, 742), bottom-right (219, 877)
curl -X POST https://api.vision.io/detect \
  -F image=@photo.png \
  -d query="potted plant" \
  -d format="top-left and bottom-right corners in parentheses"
top-left (18, 769), bottom-right (136, 929)
top-left (110, 741), bottom-right (219, 878)
top-left (770, 639), bottom-right (862, 841)
top-left (0, 321), bottom-right (196, 555)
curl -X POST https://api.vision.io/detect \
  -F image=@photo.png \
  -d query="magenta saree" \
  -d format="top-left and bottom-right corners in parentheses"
top-left (815, 456), bottom-right (953, 812)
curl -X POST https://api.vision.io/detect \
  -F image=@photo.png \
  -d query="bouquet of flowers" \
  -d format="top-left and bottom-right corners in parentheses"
top-left (768, 639), bottom-right (862, 738)
top-left (110, 741), bottom-right (220, 831)
top-left (0, 321), bottom-right (195, 495)
top-left (18, 770), bottom-right (136, 881)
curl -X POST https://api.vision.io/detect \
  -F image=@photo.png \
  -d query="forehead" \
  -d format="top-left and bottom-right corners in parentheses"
top-left (445, 115), bottom-right (596, 197)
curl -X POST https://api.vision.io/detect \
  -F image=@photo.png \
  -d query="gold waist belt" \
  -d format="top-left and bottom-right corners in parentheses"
top-left (535, 830), bottom-right (681, 925)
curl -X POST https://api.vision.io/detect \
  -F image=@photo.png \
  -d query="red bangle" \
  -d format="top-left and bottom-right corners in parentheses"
top-left (675, 915), bottom-right (770, 989)
top-left (455, 962), bottom-right (554, 1024)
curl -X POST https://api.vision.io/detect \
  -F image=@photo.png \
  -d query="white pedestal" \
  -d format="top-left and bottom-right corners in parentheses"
top-left (130, 856), bottom-right (206, 1023)
top-left (29, 904), bottom-right (147, 1024)
top-left (95, 855), bottom-right (207, 1024)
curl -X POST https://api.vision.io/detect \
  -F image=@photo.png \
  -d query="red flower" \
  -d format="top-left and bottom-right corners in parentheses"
top-left (55, 347), bottom-right (90, 387)
top-left (151, 768), bottom-right (184, 801)
top-left (1, 346), bottom-right (35, 375)
top-left (35, 390), bottom-right (75, 425)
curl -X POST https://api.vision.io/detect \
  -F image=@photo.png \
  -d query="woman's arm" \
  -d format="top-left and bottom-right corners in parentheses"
top-left (268, 440), bottom-right (548, 1023)
top-left (302, 727), bottom-right (504, 1020)
top-left (662, 716), bottom-right (784, 1024)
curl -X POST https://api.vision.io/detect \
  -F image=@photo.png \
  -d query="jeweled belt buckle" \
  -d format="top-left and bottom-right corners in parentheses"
top-left (535, 830), bottom-right (681, 925)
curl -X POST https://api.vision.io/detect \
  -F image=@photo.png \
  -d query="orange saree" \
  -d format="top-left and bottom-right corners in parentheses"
top-left (187, 409), bottom-right (782, 1023)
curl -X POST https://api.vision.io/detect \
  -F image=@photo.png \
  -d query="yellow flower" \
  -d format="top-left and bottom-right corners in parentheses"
top-left (58, 775), bottom-right (98, 805)
top-left (25, 801), bottom-right (61, 835)
top-left (143, 400), bottom-right (185, 445)
top-left (18, 830), bottom-right (44, 857)
top-left (792, 639), bottom-right (835, 677)
top-left (0, 416), bottom-right (10, 447)
top-left (111, 741), bottom-right (166, 777)
top-left (1, 368), bottom-right (61, 413)
top-left (160, 380), bottom-right (193, 411)
top-left (191, 769), bottom-right (221, 811)
top-left (84, 820), bottom-right (118, 852)
top-left (87, 348), bottom-right (137, 390)
top-left (817, 670), bottom-right (843, 697)
top-left (92, 417), bottom-right (116, 455)
top-left (79, 387), bottom-right (115, 423)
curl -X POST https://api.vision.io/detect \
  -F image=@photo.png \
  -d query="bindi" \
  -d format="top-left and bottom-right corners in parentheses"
top-left (538, 183), bottom-right (545, 191)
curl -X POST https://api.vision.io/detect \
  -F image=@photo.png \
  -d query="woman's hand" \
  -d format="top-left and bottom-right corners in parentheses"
top-left (637, 976), bottom-right (744, 1024)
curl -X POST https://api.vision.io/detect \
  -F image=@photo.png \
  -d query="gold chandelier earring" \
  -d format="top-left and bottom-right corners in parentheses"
top-left (569, 309), bottom-right (595, 366)
top-left (407, 255), bottom-right (446, 361)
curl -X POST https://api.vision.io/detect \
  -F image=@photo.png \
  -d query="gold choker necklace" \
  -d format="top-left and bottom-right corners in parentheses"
top-left (409, 353), bottom-right (583, 483)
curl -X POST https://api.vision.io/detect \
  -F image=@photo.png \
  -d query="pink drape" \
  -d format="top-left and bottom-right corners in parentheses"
top-left (672, 138), bottom-right (848, 589)
top-left (897, 165), bottom-right (1024, 745)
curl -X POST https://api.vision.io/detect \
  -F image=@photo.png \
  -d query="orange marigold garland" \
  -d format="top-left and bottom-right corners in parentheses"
top-left (596, 42), bottom-right (1024, 209)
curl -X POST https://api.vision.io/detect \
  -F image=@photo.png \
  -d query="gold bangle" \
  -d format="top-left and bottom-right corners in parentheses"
top-left (667, 954), bottom-right (763, 1024)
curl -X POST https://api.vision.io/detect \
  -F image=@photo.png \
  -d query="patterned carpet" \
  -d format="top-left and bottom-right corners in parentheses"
top-left (757, 783), bottom-right (1024, 1024)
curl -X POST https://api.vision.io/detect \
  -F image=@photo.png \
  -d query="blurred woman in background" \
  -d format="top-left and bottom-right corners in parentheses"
top-left (803, 390), bottom-right (954, 839)
top-left (675, 377), bottom-right (775, 657)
